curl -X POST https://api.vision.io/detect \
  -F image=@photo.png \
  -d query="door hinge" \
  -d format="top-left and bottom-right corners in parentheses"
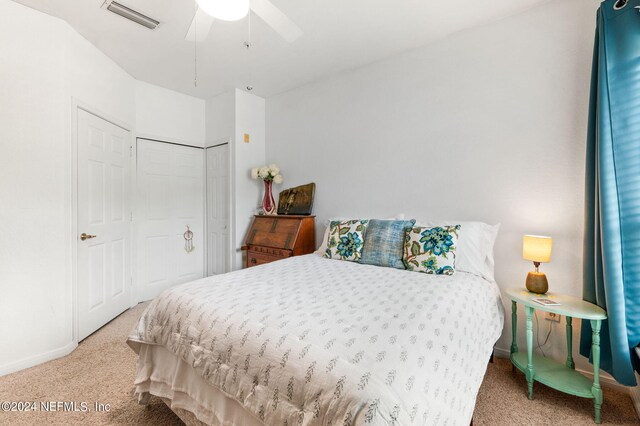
top-left (130, 212), bottom-right (133, 221)
top-left (130, 145), bottom-right (133, 158)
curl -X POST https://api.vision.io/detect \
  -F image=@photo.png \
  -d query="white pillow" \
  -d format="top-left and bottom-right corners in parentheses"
top-left (417, 221), bottom-right (500, 282)
top-left (314, 214), bottom-right (405, 255)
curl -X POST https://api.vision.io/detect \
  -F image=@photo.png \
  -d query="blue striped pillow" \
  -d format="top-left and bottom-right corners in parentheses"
top-left (360, 219), bottom-right (416, 269)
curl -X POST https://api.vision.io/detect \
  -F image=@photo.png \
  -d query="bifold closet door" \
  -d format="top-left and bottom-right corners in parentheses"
top-left (136, 139), bottom-right (204, 302)
top-left (77, 109), bottom-right (131, 341)
top-left (206, 144), bottom-right (230, 276)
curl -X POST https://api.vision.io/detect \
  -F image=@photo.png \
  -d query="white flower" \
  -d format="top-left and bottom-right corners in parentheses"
top-left (273, 174), bottom-right (283, 184)
top-left (251, 168), bottom-right (259, 179)
top-left (268, 164), bottom-right (280, 175)
top-left (258, 166), bottom-right (269, 179)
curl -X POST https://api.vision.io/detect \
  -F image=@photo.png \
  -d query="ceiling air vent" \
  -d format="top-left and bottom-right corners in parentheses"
top-left (103, 1), bottom-right (160, 30)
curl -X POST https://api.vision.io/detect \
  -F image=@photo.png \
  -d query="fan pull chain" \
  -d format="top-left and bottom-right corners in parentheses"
top-left (245, 11), bottom-right (253, 91)
top-left (194, 1), bottom-right (198, 87)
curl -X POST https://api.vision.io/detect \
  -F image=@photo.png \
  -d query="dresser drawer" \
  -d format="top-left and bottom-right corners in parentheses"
top-left (242, 215), bottom-right (315, 269)
top-left (246, 217), bottom-right (300, 250)
top-left (246, 250), bottom-right (291, 267)
top-left (249, 246), bottom-right (292, 257)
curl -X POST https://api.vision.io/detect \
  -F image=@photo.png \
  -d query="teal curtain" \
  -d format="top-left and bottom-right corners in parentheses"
top-left (580, 0), bottom-right (640, 387)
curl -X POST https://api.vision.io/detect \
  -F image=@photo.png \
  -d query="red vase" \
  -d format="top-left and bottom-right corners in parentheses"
top-left (262, 180), bottom-right (276, 215)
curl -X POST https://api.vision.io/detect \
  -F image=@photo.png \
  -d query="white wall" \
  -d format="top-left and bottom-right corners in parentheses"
top-left (0, 0), bottom-right (135, 374)
top-left (0, 0), bottom-right (206, 375)
top-left (234, 90), bottom-right (266, 268)
top-left (0, 0), bottom-right (68, 373)
top-left (267, 0), bottom-right (601, 373)
top-left (206, 90), bottom-right (235, 145)
top-left (136, 80), bottom-right (206, 146)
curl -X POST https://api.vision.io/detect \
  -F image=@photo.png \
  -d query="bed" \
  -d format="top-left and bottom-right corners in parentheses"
top-left (127, 253), bottom-right (504, 425)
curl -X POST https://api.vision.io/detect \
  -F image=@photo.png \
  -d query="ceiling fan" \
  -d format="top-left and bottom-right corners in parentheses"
top-left (186, 0), bottom-right (303, 43)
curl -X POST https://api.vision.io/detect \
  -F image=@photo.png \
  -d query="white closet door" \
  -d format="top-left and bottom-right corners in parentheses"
top-left (206, 144), bottom-right (230, 276)
top-left (137, 139), bottom-right (204, 301)
top-left (77, 109), bottom-right (131, 341)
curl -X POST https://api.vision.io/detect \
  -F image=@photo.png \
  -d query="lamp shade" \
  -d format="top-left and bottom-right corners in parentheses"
top-left (522, 235), bottom-right (552, 263)
top-left (196, 0), bottom-right (250, 21)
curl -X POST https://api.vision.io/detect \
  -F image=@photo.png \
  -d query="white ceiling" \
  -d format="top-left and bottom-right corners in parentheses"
top-left (13, 0), bottom-right (549, 99)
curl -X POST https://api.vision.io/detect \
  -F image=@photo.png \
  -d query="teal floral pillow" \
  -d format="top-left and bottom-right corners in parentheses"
top-left (403, 225), bottom-right (461, 275)
top-left (324, 219), bottom-right (369, 262)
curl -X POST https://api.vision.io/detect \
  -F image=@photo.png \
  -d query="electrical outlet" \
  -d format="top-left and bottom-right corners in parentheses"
top-left (545, 312), bottom-right (561, 323)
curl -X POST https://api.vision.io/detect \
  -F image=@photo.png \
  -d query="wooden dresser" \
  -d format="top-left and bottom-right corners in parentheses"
top-left (242, 215), bottom-right (315, 268)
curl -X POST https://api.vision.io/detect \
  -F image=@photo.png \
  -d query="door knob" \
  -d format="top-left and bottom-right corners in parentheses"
top-left (80, 233), bottom-right (96, 241)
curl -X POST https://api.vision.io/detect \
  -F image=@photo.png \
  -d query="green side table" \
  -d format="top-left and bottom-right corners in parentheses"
top-left (506, 288), bottom-right (607, 424)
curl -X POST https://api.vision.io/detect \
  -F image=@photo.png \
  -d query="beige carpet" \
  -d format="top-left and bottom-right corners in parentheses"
top-left (0, 303), bottom-right (637, 425)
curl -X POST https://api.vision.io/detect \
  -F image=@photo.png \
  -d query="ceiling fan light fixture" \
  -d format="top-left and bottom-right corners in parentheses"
top-left (196, 0), bottom-right (250, 21)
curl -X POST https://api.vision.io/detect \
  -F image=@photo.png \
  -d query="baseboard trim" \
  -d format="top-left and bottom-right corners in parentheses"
top-left (493, 346), bottom-right (511, 359)
top-left (0, 341), bottom-right (77, 377)
top-left (576, 367), bottom-right (630, 393)
top-left (492, 346), bottom-right (630, 393)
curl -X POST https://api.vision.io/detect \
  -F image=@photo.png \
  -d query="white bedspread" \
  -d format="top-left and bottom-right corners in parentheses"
top-left (128, 254), bottom-right (504, 426)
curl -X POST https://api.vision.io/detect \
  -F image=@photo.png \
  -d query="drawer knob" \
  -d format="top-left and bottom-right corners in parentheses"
top-left (250, 258), bottom-right (257, 264)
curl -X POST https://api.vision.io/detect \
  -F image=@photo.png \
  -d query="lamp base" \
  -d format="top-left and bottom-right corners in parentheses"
top-left (526, 272), bottom-right (549, 294)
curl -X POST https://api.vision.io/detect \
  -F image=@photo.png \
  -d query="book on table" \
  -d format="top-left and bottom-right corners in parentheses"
top-left (532, 298), bottom-right (561, 306)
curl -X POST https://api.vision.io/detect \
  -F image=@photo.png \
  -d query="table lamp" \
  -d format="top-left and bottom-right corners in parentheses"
top-left (522, 235), bottom-right (552, 294)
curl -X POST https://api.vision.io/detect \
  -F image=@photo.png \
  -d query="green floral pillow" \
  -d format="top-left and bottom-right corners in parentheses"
top-left (324, 219), bottom-right (369, 262)
top-left (403, 225), bottom-right (461, 275)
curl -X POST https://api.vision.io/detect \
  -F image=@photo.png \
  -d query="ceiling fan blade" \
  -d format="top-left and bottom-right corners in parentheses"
top-left (250, 0), bottom-right (303, 42)
top-left (185, 7), bottom-right (215, 42)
